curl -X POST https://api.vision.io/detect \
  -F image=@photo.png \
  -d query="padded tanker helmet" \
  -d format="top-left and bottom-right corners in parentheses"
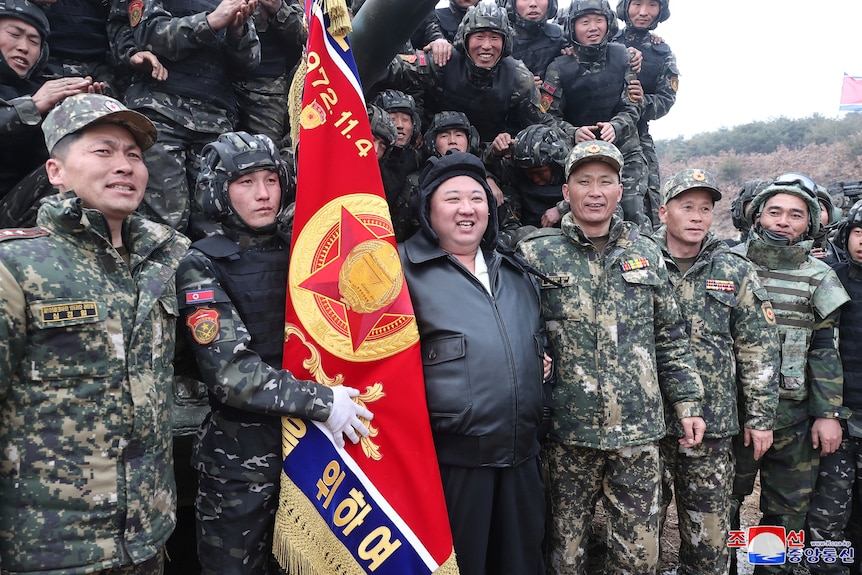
top-left (372, 89), bottom-right (422, 145)
top-left (512, 124), bottom-right (571, 170)
top-left (197, 131), bottom-right (290, 233)
top-left (454, 0), bottom-right (513, 59)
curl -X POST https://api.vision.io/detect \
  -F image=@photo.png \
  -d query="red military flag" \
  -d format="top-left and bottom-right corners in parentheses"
top-left (840, 73), bottom-right (862, 112)
top-left (273, 1), bottom-right (459, 574)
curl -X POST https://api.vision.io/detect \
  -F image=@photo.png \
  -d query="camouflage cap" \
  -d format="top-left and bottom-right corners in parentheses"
top-left (661, 168), bottom-right (721, 205)
top-left (42, 93), bottom-right (157, 153)
top-left (564, 140), bottom-right (623, 178)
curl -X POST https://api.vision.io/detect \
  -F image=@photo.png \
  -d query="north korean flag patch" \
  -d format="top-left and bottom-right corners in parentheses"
top-left (186, 289), bottom-right (215, 304)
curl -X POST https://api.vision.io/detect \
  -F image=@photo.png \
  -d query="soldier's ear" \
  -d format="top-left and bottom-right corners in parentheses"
top-left (45, 158), bottom-right (65, 189)
top-left (562, 182), bottom-right (570, 203)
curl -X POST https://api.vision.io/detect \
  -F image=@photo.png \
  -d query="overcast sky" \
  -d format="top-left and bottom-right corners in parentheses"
top-left (572, 0), bottom-right (862, 141)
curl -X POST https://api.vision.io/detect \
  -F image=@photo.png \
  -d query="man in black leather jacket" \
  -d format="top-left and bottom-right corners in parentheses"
top-left (399, 151), bottom-right (551, 575)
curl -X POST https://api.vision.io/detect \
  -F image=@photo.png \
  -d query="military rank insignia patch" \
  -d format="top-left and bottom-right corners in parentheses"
top-left (706, 279), bottom-right (735, 292)
top-left (186, 289), bottom-right (215, 304)
top-left (128, 0), bottom-right (143, 27)
top-left (541, 274), bottom-right (573, 288)
top-left (762, 301), bottom-right (776, 325)
top-left (186, 308), bottom-right (220, 345)
top-left (621, 257), bottom-right (649, 271)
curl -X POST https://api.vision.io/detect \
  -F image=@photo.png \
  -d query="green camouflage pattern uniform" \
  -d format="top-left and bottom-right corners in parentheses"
top-left (653, 225), bottom-right (780, 575)
top-left (517, 214), bottom-right (703, 575)
top-left (0, 192), bottom-right (189, 573)
top-left (730, 231), bottom-right (850, 575)
top-left (111, 0), bottom-right (260, 234)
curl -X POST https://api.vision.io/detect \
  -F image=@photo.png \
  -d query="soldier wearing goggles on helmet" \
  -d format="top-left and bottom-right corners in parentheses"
top-left (729, 173), bottom-right (851, 575)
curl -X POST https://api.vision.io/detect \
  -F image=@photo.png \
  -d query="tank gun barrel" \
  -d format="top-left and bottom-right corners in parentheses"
top-left (349, 0), bottom-right (439, 87)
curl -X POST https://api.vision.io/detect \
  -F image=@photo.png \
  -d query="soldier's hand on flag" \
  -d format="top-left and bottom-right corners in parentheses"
top-left (325, 386), bottom-right (374, 449)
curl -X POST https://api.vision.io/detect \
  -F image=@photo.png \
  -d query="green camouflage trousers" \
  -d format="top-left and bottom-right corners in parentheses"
top-left (660, 436), bottom-right (734, 575)
top-left (546, 441), bottom-right (661, 575)
top-left (732, 418), bottom-right (818, 575)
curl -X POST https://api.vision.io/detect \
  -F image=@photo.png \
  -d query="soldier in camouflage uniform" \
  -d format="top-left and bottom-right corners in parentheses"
top-left (729, 173), bottom-right (851, 575)
top-left (503, 0), bottom-right (565, 82)
top-left (0, 0), bottom-right (108, 204)
top-left (234, 0), bottom-right (305, 142)
top-left (111, 0), bottom-right (260, 235)
top-left (0, 93), bottom-right (189, 573)
top-left (516, 141), bottom-right (705, 575)
top-left (371, 89), bottom-right (425, 239)
top-left (377, 1), bottom-right (559, 150)
top-left (483, 122), bottom-right (571, 230)
top-left (653, 168), bottom-right (781, 575)
top-left (805, 202), bottom-right (862, 575)
top-left (614, 0), bottom-right (678, 226)
top-left (541, 0), bottom-right (649, 230)
top-left (177, 132), bottom-right (373, 575)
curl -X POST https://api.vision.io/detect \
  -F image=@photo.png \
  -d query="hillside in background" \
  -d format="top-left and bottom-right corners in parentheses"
top-left (655, 113), bottom-right (862, 239)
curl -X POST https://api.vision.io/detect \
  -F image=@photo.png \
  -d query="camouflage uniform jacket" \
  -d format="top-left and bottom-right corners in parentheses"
top-left (731, 233), bottom-right (851, 429)
top-left (114, 0), bottom-right (260, 127)
top-left (618, 27), bottom-right (678, 130)
top-left (0, 193), bottom-right (190, 572)
top-left (541, 45), bottom-right (642, 155)
top-left (516, 215), bottom-right (703, 450)
top-left (381, 50), bottom-right (561, 144)
top-left (653, 228), bottom-right (780, 438)
top-left (176, 233), bottom-right (334, 435)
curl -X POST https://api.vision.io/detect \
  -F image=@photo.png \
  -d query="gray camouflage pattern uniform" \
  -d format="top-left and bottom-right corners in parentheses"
top-left (517, 214), bottom-right (703, 575)
top-left (176, 235), bottom-right (336, 573)
top-left (113, 0), bottom-right (260, 234)
top-left (0, 192), bottom-right (189, 573)
top-left (653, 225), bottom-right (780, 575)
top-left (234, 0), bottom-right (306, 142)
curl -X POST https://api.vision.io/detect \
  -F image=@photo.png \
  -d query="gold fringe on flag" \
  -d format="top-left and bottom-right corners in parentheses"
top-left (273, 435), bottom-right (461, 575)
top-left (287, 50), bottom-right (306, 148)
top-left (324, 0), bottom-right (351, 37)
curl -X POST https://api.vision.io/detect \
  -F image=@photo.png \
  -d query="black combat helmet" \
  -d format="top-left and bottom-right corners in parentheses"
top-left (367, 103), bottom-right (398, 156)
top-left (834, 198), bottom-right (862, 254)
top-left (512, 124), bottom-right (570, 170)
top-left (731, 179), bottom-right (772, 234)
top-left (615, 0), bottom-right (670, 29)
top-left (372, 89), bottom-right (422, 145)
top-left (197, 132), bottom-right (291, 234)
top-left (454, 1), bottom-right (513, 61)
top-left (423, 111), bottom-right (481, 158)
top-left (504, 0), bottom-right (557, 32)
top-left (0, 0), bottom-right (50, 81)
top-left (564, 0), bottom-right (618, 59)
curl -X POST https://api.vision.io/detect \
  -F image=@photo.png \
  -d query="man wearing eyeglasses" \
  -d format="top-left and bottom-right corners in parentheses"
top-left (728, 173), bottom-right (851, 575)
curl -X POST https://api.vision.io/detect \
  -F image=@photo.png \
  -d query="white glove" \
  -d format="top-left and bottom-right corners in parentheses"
top-left (324, 386), bottom-right (373, 449)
